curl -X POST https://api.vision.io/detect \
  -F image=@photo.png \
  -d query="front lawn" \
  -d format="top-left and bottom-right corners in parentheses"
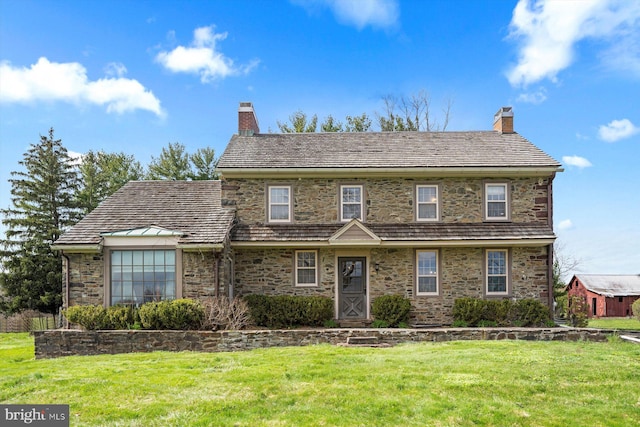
top-left (588, 317), bottom-right (640, 330)
top-left (1, 333), bottom-right (639, 426)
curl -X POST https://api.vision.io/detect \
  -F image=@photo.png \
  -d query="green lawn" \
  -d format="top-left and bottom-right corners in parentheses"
top-left (588, 317), bottom-right (640, 331)
top-left (2, 333), bottom-right (639, 426)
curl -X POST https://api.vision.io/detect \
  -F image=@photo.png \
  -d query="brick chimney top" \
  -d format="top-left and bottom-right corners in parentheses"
top-left (493, 107), bottom-right (514, 134)
top-left (238, 102), bottom-right (260, 136)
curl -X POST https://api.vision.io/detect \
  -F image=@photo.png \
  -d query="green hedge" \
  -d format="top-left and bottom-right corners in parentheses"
top-left (371, 295), bottom-right (411, 327)
top-left (243, 295), bottom-right (333, 328)
top-left (453, 297), bottom-right (551, 327)
top-left (63, 299), bottom-right (204, 330)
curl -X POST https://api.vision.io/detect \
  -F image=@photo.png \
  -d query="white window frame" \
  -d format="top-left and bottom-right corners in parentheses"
top-left (486, 249), bottom-right (509, 295)
top-left (485, 183), bottom-right (509, 221)
top-left (416, 184), bottom-right (439, 222)
top-left (340, 185), bottom-right (363, 222)
top-left (416, 250), bottom-right (439, 296)
top-left (295, 250), bottom-right (318, 287)
top-left (268, 185), bottom-right (292, 223)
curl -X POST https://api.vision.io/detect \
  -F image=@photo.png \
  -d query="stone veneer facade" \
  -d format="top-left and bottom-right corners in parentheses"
top-left (64, 250), bottom-right (229, 308)
top-left (224, 175), bottom-right (553, 325)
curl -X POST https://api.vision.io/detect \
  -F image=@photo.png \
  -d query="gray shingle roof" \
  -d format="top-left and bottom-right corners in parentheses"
top-left (54, 181), bottom-right (234, 247)
top-left (218, 131), bottom-right (561, 170)
top-left (574, 274), bottom-right (640, 297)
top-left (232, 222), bottom-right (555, 243)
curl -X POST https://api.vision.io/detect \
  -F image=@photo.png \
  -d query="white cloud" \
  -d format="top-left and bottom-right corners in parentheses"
top-left (562, 155), bottom-right (593, 168)
top-left (516, 86), bottom-right (547, 104)
top-left (506, 0), bottom-right (640, 87)
top-left (155, 25), bottom-right (259, 83)
top-left (293, 0), bottom-right (399, 30)
top-left (598, 118), bottom-right (639, 142)
top-left (558, 219), bottom-right (574, 231)
top-left (0, 57), bottom-right (164, 117)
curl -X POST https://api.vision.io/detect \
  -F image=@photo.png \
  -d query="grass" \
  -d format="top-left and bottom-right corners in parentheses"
top-left (2, 333), bottom-right (640, 426)
top-left (588, 317), bottom-right (640, 331)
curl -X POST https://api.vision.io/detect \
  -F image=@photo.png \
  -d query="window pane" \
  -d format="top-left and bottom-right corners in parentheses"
top-left (297, 251), bottom-right (315, 268)
top-left (342, 187), bottom-right (361, 203)
top-left (418, 277), bottom-right (437, 293)
top-left (297, 269), bottom-right (315, 284)
top-left (488, 276), bottom-right (506, 293)
top-left (488, 201), bottom-right (506, 218)
top-left (342, 204), bottom-right (361, 220)
top-left (270, 187), bottom-right (289, 203)
top-left (418, 252), bottom-right (436, 275)
top-left (271, 205), bottom-right (289, 220)
top-left (487, 185), bottom-right (506, 201)
top-left (418, 186), bottom-right (436, 203)
top-left (111, 249), bottom-right (176, 306)
top-left (488, 251), bottom-right (506, 274)
top-left (418, 204), bottom-right (437, 219)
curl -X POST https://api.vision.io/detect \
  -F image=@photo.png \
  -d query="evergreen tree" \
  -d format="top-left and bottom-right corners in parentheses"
top-left (77, 150), bottom-right (144, 214)
top-left (0, 128), bottom-right (80, 315)
top-left (189, 147), bottom-right (218, 180)
top-left (277, 111), bottom-right (318, 133)
top-left (146, 142), bottom-right (193, 180)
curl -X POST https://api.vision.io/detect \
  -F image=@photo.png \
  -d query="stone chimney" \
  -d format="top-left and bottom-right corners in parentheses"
top-left (238, 102), bottom-right (260, 136)
top-left (493, 107), bottom-right (514, 134)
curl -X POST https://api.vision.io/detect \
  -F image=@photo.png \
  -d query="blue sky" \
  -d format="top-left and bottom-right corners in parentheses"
top-left (1, 0), bottom-right (638, 278)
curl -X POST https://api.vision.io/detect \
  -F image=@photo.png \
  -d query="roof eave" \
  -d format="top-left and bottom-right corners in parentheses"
top-left (219, 166), bottom-right (563, 179)
top-left (231, 237), bottom-right (556, 248)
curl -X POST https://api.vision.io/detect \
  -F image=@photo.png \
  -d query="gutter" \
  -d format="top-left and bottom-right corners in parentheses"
top-left (60, 251), bottom-right (70, 329)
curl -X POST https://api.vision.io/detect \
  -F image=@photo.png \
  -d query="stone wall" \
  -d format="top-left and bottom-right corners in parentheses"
top-left (34, 328), bottom-right (612, 359)
top-left (222, 177), bottom-right (550, 225)
top-left (234, 245), bottom-right (550, 325)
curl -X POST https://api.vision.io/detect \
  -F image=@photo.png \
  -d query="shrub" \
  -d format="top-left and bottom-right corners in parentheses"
top-left (371, 295), bottom-right (411, 327)
top-left (452, 298), bottom-right (485, 326)
top-left (567, 295), bottom-right (589, 327)
top-left (63, 305), bottom-right (109, 330)
top-left (371, 319), bottom-right (389, 328)
top-left (202, 297), bottom-right (251, 330)
top-left (243, 295), bottom-right (334, 328)
top-left (477, 320), bottom-right (497, 327)
top-left (633, 298), bottom-right (640, 322)
top-left (138, 299), bottom-right (204, 330)
top-left (106, 305), bottom-right (138, 330)
top-left (515, 299), bottom-right (551, 327)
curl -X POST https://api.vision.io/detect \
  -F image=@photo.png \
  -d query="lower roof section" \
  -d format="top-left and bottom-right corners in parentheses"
top-left (230, 222), bottom-right (556, 248)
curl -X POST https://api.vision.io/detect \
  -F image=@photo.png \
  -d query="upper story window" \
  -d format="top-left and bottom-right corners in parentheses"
top-left (416, 250), bottom-right (439, 295)
top-left (485, 183), bottom-right (509, 220)
top-left (268, 185), bottom-right (291, 223)
top-left (110, 249), bottom-right (176, 306)
top-left (340, 185), bottom-right (363, 222)
top-left (295, 250), bottom-right (318, 286)
top-left (416, 185), bottom-right (439, 221)
top-left (486, 249), bottom-right (509, 295)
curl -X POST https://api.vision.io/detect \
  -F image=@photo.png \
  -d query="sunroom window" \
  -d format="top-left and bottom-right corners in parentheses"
top-left (110, 250), bottom-right (176, 306)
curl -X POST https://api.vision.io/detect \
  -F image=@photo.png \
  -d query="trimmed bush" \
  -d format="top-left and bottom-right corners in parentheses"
top-left (453, 298), bottom-right (551, 327)
top-left (106, 305), bottom-right (138, 330)
top-left (371, 295), bottom-right (411, 327)
top-left (244, 295), bottom-right (333, 328)
top-left (63, 305), bottom-right (109, 330)
top-left (138, 299), bottom-right (204, 330)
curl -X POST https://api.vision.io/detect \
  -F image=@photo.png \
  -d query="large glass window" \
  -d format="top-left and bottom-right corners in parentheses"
top-left (485, 183), bottom-right (508, 220)
top-left (110, 250), bottom-right (176, 306)
top-left (416, 250), bottom-right (438, 295)
top-left (486, 250), bottom-right (508, 294)
top-left (295, 250), bottom-right (317, 286)
top-left (268, 186), bottom-right (291, 222)
top-left (416, 185), bottom-right (439, 221)
top-left (341, 185), bottom-right (363, 221)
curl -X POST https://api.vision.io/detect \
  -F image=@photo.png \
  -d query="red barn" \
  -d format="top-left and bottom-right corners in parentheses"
top-left (567, 274), bottom-right (640, 318)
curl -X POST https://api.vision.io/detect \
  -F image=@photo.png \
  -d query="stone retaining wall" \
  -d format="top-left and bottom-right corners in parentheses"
top-left (34, 327), bottom-right (612, 359)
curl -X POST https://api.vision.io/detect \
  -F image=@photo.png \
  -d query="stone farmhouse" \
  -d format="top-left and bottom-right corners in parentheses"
top-left (52, 103), bottom-right (562, 326)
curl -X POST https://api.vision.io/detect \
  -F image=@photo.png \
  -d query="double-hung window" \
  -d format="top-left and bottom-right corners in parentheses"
top-left (486, 249), bottom-right (508, 295)
top-left (416, 185), bottom-right (439, 221)
top-left (485, 183), bottom-right (509, 220)
top-left (268, 185), bottom-right (291, 222)
top-left (416, 250), bottom-right (438, 295)
top-left (340, 185), bottom-right (363, 221)
top-left (110, 249), bottom-right (176, 306)
top-left (295, 250), bottom-right (318, 286)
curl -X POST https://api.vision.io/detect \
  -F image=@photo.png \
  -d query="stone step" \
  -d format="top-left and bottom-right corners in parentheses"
top-left (347, 336), bottom-right (379, 345)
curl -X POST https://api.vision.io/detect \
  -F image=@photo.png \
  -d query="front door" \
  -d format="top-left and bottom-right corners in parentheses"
top-left (338, 257), bottom-right (367, 319)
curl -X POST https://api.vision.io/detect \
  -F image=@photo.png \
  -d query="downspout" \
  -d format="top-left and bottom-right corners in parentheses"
top-left (547, 173), bottom-right (556, 316)
top-left (214, 251), bottom-right (220, 299)
top-left (61, 251), bottom-right (70, 329)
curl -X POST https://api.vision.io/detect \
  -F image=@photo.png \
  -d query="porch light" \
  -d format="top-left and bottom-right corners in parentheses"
top-left (374, 263), bottom-right (380, 273)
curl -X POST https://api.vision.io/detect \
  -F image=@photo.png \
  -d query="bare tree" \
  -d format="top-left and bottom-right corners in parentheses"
top-left (377, 90), bottom-right (453, 132)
